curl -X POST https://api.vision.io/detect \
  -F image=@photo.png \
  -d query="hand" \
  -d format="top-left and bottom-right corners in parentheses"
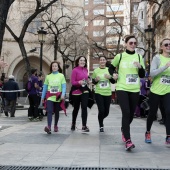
top-left (78, 80), bottom-right (84, 85)
top-left (166, 61), bottom-right (170, 67)
top-left (113, 73), bottom-right (118, 80)
top-left (133, 62), bottom-right (141, 68)
top-left (104, 74), bottom-right (112, 79)
top-left (95, 76), bottom-right (100, 82)
top-left (61, 95), bottom-right (65, 100)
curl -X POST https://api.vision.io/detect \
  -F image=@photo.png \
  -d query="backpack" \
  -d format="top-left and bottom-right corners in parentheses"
top-left (25, 78), bottom-right (32, 92)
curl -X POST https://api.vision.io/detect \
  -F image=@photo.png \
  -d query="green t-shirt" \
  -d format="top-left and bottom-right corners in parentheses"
top-left (111, 52), bottom-right (145, 92)
top-left (92, 67), bottom-right (112, 96)
top-left (151, 55), bottom-right (170, 95)
top-left (44, 73), bottom-right (66, 102)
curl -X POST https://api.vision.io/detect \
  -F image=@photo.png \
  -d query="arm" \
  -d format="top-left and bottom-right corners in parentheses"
top-left (138, 66), bottom-right (145, 78)
top-left (150, 55), bottom-right (168, 78)
top-left (41, 84), bottom-right (48, 99)
top-left (71, 69), bottom-right (80, 86)
top-left (61, 83), bottom-right (66, 97)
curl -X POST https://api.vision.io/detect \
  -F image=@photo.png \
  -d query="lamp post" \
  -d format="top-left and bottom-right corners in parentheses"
top-left (144, 25), bottom-right (153, 75)
top-left (37, 27), bottom-right (47, 72)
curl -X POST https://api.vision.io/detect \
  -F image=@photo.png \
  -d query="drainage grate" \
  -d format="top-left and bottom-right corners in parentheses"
top-left (0, 167), bottom-right (169, 170)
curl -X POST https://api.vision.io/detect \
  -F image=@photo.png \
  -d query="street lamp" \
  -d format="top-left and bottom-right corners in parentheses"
top-left (144, 25), bottom-right (153, 75)
top-left (37, 27), bottom-right (47, 72)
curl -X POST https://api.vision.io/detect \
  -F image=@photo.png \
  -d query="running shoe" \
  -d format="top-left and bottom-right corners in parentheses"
top-left (125, 139), bottom-right (135, 151)
top-left (54, 126), bottom-right (58, 132)
top-left (28, 117), bottom-right (34, 121)
top-left (165, 136), bottom-right (170, 147)
top-left (44, 126), bottom-right (51, 134)
top-left (82, 126), bottom-right (90, 132)
top-left (145, 132), bottom-right (152, 143)
top-left (100, 127), bottom-right (104, 132)
top-left (71, 124), bottom-right (76, 131)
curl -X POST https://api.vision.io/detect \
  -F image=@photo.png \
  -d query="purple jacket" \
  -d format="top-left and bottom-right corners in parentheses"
top-left (71, 66), bottom-right (88, 95)
top-left (140, 79), bottom-right (147, 96)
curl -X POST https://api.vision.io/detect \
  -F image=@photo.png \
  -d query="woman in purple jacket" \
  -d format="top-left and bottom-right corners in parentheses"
top-left (70, 56), bottom-right (90, 132)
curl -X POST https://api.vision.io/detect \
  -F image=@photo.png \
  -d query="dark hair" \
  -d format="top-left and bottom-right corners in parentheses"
top-left (99, 56), bottom-right (107, 60)
top-left (159, 38), bottom-right (170, 54)
top-left (50, 61), bottom-right (62, 73)
top-left (75, 56), bottom-right (87, 67)
top-left (31, 68), bottom-right (37, 74)
top-left (124, 35), bottom-right (137, 43)
top-left (38, 73), bottom-right (43, 77)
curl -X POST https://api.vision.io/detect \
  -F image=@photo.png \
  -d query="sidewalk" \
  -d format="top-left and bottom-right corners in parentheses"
top-left (0, 104), bottom-right (169, 169)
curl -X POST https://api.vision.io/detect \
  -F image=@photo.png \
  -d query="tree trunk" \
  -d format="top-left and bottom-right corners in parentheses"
top-left (18, 40), bottom-right (31, 75)
top-left (54, 35), bottom-right (58, 61)
top-left (0, 0), bottom-right (14, 56)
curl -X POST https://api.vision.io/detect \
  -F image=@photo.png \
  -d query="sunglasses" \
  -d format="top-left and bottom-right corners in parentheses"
top-left (163, 43), bottom-right (170, 47)
top-left (129, 42), bottom-right (137, 45)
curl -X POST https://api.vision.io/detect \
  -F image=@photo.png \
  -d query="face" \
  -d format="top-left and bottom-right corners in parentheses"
top-left (126, 38), bottom-right (137, 51)
top-left (52, 63), bottom-right (59, 72)
top-left (99, 57), bottom-right (106, 66)
top-left (161, 39), bottom-right (170, 53)
top-left (78, 57), bottom-right (86, 67)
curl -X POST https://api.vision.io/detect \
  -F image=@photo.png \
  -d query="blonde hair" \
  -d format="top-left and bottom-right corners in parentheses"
top-left (159, 38), bottom-right (170, 54)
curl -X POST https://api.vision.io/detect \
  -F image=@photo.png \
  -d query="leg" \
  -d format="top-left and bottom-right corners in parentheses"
top-left (129, 92), bottom-right (139, 124)
top-left (146, 92), bottom-right (160, 132)
top-left (116, 90), bottom-right (131, 140)
top-left (95, 93), bottom-right (105, 128)
top-left (10, 99), bottom-right (16, 117)
top-left (46, 100), bottom-right (54, 129)
top-left (32, 94), bottom-right (39, 118)
top-left (54, 102), bottom-right (60, 126)
top-left (72, 95), bottom-right (81, 125)
top-left (162, 93), bottom-right (170, 136)
top-left (4, 99), bottom-right (10, 117)
top-left (103, 95), bottom-right (112, 119)
top-left (81, 93), bottom-right (89, 127)
top-left (28, 95), bottom-right (34, 118)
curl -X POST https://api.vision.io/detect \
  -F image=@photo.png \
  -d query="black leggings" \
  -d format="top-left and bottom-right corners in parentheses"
top-left (117, 90), bottom-right (139, 140)
top-left (72, 93), bottom-right (89, 126)
top-left (95, 94), bottom-right (111, 127)
top-left (147, 92), bottom-right (170, 135)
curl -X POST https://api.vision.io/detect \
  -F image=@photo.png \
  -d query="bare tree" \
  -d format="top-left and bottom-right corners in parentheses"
top-left (5, 0), bottom-right (59, 74)
top-left (0, 0), bottom-right (14, 56)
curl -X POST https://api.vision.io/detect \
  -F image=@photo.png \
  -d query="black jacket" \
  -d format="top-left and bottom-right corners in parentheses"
top-left (2, 79), bottom-right (20, 100)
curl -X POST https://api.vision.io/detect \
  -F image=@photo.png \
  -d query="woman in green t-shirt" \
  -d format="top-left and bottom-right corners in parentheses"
top-left (145, 38), bottom-right (170, 146)
top-left (109, 35), bottom-right (145, 150)
top-left (92, 56), bottom-right (115, 132)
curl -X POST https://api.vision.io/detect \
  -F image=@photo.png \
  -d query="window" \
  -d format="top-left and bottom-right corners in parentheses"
top-left (85, 10), bottom-right (88, 16)
top-left (94, 0), bottom-right (104, 4)
top-left (93, 9), bottom-right (104, 15)
top-left (85, 0), bottom-right (88, 5)
top-left (106, 37), bottom-right (118, 45)
top-left (106, 26), bottom-right (121, 34)
top-left (106, 4), bottom-right (124, 12)
top-left (93, 31), bottom-right (104, 37)
top-left (109, 18), bottom-right (120, 24)
top-left (93, 20), bottom-right (104, 26)
top-left (96, 42), bottom-right (104, 46)
top-left (85, 21), bottom-right (88, 26)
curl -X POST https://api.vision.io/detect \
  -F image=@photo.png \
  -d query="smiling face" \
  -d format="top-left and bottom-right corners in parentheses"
top-left (161, 39), bottom-right (170, 54)
top-left (78, 57), bottom-right (86, 67)
top-left (125, 38), bottom-right (137, 52)
top-left (99, 57), bottom-right (107, 67)
top-left (52, 63), bottom-right (59, 72)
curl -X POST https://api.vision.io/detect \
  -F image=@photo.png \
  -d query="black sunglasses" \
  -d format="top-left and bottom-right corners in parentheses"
top-left (129, 42), bottom-right (137, 45)
top-left (163, 43), bottom-right (170, 47)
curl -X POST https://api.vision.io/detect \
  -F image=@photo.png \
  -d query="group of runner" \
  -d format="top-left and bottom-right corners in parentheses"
top-left (40, 35), bottom-right (170, 151)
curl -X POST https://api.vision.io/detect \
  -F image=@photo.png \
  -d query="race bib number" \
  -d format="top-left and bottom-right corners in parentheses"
top-left (99, 80), bottom-right (109, 88)
top-left (50, 86), bottom-right (59, 93)
top-left (160, 75), bottom-right (170, 85)
top-left (126, 74), bottom-right (138, 84)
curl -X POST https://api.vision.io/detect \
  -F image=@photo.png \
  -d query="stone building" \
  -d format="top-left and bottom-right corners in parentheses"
top-left (1, 0), bottom-right (85, 95)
